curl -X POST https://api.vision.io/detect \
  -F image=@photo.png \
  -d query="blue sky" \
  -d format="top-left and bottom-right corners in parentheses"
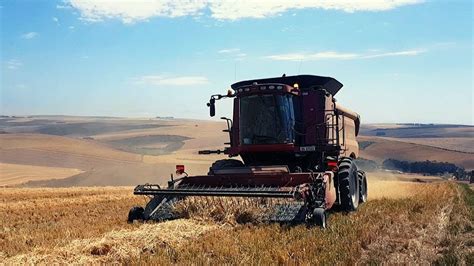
top-left (1, 0), bottom-right (472, 124)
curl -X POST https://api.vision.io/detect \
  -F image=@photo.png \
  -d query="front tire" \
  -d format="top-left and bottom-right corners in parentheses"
top-left (337, 157), bottom-right (359, 211)
top-left (127, 206), bottom-right (144, 223)
top-left (311, 208), bottom-right (327, 228)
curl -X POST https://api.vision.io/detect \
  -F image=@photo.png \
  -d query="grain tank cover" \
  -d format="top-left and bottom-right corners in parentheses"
top-left (231, 75), bottom-right (343, 96)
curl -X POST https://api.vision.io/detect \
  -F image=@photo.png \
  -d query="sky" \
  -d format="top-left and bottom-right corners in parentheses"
top-left (1, 0), bottom-right (472, 124)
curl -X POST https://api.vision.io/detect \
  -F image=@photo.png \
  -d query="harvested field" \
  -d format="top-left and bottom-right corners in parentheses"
top-left (359, 124), bottom-right (474, 138)
top-left (2, 119), bottom-right (472, 187)
top-left (0, 119), bottom-right (168, 137)
top-left (0, 133), bottom-right (223, 187)
top-left (359, 136), bottom-right (474, 169)
top-left (0, 134), bottom-right (142, 167)
top-left (0, 118), bottom-right (472, 263)
top-left (388, 137), bottom-right (474, 153)
top-left (1, 175), bottom-right (472, 264)
top-left (3, 221), bottom-right (218, 264)
top-left (0, 163), bottom-right (83, 187)
top-left (104, 135), bottom-right (192, 155)
top-left (0, 187), bottom-right (142, 257)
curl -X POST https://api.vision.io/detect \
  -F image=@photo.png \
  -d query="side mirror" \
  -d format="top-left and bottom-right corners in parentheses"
top-left (207, 98), bottom-right (216, 117)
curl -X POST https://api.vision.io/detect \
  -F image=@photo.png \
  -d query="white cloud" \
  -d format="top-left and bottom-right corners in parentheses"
top-left (21, 32), bottom-right (38, 39)
top-left (209, 0), bottom-right (424, 20)
top-left (218, 48), bottom-right (240, 54)
top-left (6, 59), bottom-right (22, 70)
top-left (137, 75), bottom-right (209, 86)
top-left (64, 0), bottom-right (423, 23)
top-left (265, 49), bottom-right (426, 61)
top-left (218, 48), bottom-right (247, 60)
top-left (53, 17), bottom-right (60, 24)
top-left (234, 53), bottom-right (247, 61)
top-left (69, 26), bottom-right (75, 30)
top-left (66, 0), bottom-right (207, 23)
top-left (266, 51), bottom-right (359, 61)
top-left (361, 49), bottom-right (425, 59)
top-left (56, 3), bottom-right (72, 9)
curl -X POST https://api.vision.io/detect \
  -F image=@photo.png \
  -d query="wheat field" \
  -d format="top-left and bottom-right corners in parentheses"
top-left (1, 175), bottom-right (472, 264)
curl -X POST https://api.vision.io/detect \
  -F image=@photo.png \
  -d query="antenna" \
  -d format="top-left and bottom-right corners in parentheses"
top-left (297, 59), bottom-right (303, 74)
top-left (234, 61), bottom-right (237, 81)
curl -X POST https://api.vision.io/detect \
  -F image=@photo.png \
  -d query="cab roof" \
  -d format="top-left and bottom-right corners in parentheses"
top-left (231, 75), bottom-right (343, 96)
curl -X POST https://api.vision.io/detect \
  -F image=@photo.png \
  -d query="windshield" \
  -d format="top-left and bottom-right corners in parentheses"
top-left (239, 94), bottom-right (295, 145)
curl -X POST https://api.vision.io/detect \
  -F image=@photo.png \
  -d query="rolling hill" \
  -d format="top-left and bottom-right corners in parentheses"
top-left (359, 136), bottom-right (474, 170)
top-left (0, 118), bottom-right (228, 187)
top-left (0, 117), bottom-right (472, 187)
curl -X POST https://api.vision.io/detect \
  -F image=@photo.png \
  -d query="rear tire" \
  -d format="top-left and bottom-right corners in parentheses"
top-left (127, 206), bottom-right (144, 223)
top-left (208, 159), bottom-right (244, 175)
top-left (337, 157), bottom-right (359, 211)
top-left (358, 170), bottom-right (368, 203)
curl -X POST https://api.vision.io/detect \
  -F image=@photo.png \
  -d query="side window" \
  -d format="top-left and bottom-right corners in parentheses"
top-left (338, 115), bottom-right (345, 147)
top-left (344, 119), bottom-right (356, 139)
top-left (287, 95), bottom-right (295, 143)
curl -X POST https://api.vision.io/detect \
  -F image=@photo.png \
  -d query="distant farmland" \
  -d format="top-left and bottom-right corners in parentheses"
top-left (1, 117), bottom-right (472, 187)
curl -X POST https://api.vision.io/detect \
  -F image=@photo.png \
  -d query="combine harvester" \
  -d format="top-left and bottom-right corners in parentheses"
top-left (128, 75), bottom-right (367, 227)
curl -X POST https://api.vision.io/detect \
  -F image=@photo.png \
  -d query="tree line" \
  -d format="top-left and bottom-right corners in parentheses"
top-left (382, 159), bottom-right (472, 180)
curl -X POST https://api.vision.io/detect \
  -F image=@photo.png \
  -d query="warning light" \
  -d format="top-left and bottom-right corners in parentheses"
top-left (176, 165), bottom-right (185, 175)
top-left (327, 161), bottom-right (338, 171)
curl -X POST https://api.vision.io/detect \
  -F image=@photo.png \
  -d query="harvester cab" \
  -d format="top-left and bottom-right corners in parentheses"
top-left (129, 75), bottom-right (368, 228)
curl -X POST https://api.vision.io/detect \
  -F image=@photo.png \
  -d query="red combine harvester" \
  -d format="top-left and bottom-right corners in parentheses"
top-left (128, 75), bottom-right (367, 227)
